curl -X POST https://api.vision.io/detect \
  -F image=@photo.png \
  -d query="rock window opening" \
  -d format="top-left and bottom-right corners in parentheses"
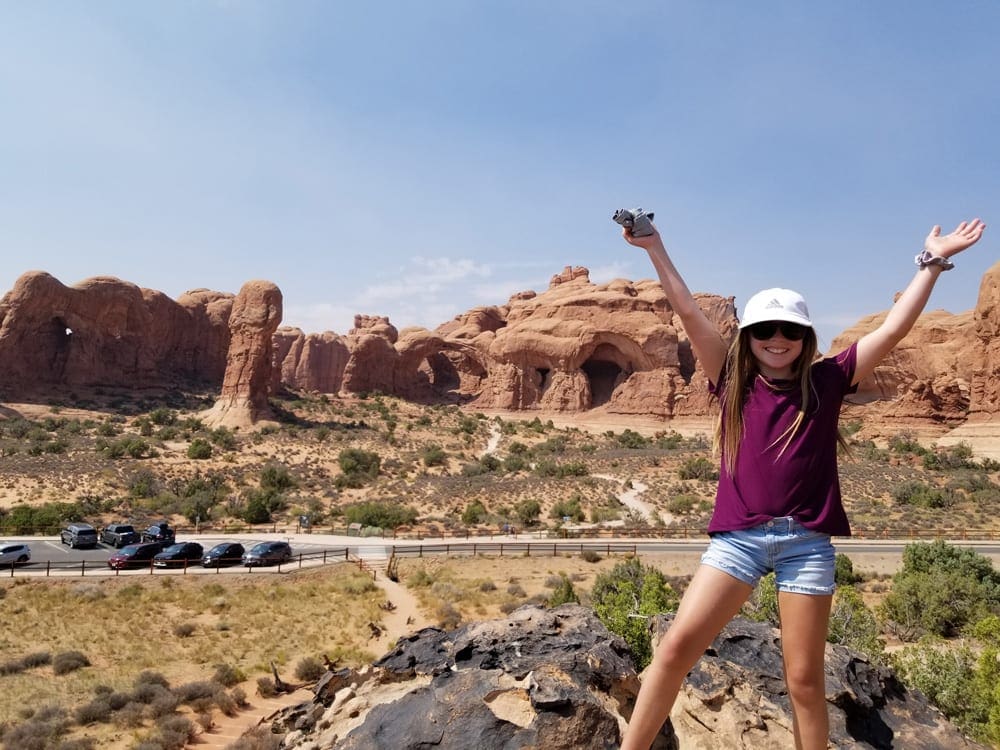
top-left (581, 359), bottom-right (622, 407)
top-left (537, 368), bottom-right (550, 392)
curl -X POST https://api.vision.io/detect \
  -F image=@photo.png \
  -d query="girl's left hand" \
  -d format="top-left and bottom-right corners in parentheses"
top-left (924, 218), bottom-right (986, 259)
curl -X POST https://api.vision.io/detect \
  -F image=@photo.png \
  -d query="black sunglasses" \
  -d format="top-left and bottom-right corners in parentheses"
top-left (748, 321), bottom-right (808, 341)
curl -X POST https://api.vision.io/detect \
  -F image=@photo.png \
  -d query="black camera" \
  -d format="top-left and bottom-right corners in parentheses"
top-left (612, 207), bottom-right (655, 237)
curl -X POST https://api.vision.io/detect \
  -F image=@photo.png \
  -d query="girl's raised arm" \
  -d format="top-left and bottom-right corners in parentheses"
top-left (853, 218), bottom-right (986, 386)
top-left (624, 225), bottom-right (728, 385)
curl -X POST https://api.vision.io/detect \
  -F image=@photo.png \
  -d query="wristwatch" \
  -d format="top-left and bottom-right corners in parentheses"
top-left (915, 249), bottom-right (955, 271)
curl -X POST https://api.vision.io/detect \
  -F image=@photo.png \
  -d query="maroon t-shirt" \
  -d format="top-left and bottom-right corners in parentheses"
top-left (707, 344), bottom-right (858, 536)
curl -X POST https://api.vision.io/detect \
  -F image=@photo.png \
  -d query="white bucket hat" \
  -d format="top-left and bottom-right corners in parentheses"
top-left (739, 288), bottom-right (813, 329)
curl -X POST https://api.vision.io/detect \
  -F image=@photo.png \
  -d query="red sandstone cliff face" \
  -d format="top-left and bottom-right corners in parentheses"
top-left (204, 281), bottom-right (283, 427)
top-left (2, 265), bottom-right (997, 431)
top-left (0, 271), bottom-right (232, 390)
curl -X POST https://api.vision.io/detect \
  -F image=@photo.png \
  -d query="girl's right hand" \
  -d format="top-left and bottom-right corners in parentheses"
top-left (621, 225), bottom-right (664, 250)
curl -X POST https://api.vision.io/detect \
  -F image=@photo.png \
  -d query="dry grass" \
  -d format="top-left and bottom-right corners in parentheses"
top-left (0, 565), bottom-right (385, 748)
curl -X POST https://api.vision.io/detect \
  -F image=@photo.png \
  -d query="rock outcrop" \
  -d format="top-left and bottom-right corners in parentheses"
top-left (275, 268), bottom-right (737, 419)
top-left (0, 271), bottom-right (233, 391)
top-left (270, 606), bottom-right (983, 750)
top-left (203, 281), bottom-right (283, 427)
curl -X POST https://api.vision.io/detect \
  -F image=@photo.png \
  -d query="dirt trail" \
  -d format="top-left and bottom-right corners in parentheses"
top-left (190, 568), bottom-right (430, 749)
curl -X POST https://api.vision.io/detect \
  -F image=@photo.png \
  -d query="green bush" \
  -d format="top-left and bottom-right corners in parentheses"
top-left (548, 574), bottom-right (579, 606)
top-left (186, 438), bottom-right (213, 459)
top-left (616, 429), bottom-right (650, 448)
top-left (344, 501), bottom-right (417, 529)
top-left (420, 444), bottom-right (447, 467)
top-left (834, 553), bottom-right (859, 586)
top-left (514, 499), bottom-right (541, 526)
top-left (677, 457), bottom-right (719, 481)
top-left (294, 656), bottom-right (326, 682)
top-left (461, 500), bottom-right (487, 525)
top-left (891, 480), bottom-right (953, 509)
top-left (336, 448), bottom-right (381, 488)
top-left (591, 558), bottom-right (678, 669)
top-left (828, 586), bottom-right (885, 664)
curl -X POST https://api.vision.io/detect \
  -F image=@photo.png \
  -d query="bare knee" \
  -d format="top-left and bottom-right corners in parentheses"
top-left (651, 632), bottom-right (704, 675)
top-left (785, 667), bottom-right (826, 706)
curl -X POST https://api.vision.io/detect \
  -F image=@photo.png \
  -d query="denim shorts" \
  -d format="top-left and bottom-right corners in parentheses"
top-left (701, 516), bottom-right (836, 595)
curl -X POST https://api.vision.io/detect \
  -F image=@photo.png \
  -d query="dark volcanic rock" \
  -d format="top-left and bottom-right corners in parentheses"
top-left (273, 607), bottom-right (985, 750)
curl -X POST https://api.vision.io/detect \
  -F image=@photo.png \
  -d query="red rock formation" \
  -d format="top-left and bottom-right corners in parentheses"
top-left (204, 281), bottom-right (282, 427)
top-left (969, 261), bottom-right (1000, 420)
top-left (0, 271), bottom-right (232, 392)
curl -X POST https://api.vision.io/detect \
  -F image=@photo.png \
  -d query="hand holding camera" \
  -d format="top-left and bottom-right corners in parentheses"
top-left (612, 207), bottom-right (655, 238)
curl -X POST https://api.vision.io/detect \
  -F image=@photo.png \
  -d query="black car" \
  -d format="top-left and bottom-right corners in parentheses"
top-left (100, 523), bottom-right (140, 548)
top-left (141, 522), bottom-right (175, 544)
top-left (153, 542), bottom-right (204, 568)
top-left (202, 542), bottom-right (245, 568)
top-left (242, 541), bottom-right (293, 567)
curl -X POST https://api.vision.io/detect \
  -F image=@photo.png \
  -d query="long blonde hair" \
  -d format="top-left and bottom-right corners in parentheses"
top-left (715, 327), bottom-right (820, 476)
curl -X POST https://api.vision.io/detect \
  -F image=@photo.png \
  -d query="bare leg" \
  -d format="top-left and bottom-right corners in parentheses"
top-left (620, 565), bottom-right (753, 750)
top-left (778, 591), bottom-right (833, 750)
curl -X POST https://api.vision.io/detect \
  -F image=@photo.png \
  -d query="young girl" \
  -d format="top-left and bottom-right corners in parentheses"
top-left (619, 216), bottom-right (986, 750)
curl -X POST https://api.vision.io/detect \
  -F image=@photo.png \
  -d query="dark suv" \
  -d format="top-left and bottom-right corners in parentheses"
top-left (141, 522), bottom-right (175, 544)
top-left (100, 523), bottom-right (140, 548)
top-left (242, 541), bottom-right (292, 567)
top-left (107, 542), bottom-right (165, 570)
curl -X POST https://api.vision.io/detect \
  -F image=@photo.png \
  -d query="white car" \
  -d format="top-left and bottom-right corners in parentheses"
top-left (0, 543), bottom-right (31, 566)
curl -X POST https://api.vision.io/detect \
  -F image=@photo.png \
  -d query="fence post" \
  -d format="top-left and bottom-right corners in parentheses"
top-left (47, 560), bottom-right (51, 578)
top-left (81, 560), bottom-right (86, 576)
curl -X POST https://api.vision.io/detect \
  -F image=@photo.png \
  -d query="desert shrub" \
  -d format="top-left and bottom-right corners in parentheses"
top-left (256, 676), bottom-right (277, 698)
top-left (502, 454), bottom-right (528, 473)
top-left (52, 650), bottom-right (90, 675)
top-left (336, 448), bottom-right (381, 488)
top-left (212, 663), bottom-right (245, 688)
top-left (549, 496), bottom-right (585, 522)
top-left (742, 573), bottom-right (779, 625)
top-left (115, 701), bottom-right (145, 728)
top-left (294, 656), bottom-right (325, 682)
top-left (880, 540), bottom-right (1000, 639)
top-left (888, 431), bottom-right (927, 455)
top-left (1, 705), bottom-right (69, 750)
top-left (344, 501), bottom-right (417, 529)
top-left (134, 670), bottom-right (170, 689)
top-left (666, 494), bottom-right (699, 514)
top-left (828, 586), bottom-right (885, 664)
top-left (172, 622), bottom-right (196, 638)
top-left (173, 681), bottom-right (220, 704)
top-left (547, 574), bottom-right (579, 607)
top-left (420, 444), bottom-right (447, 467)
top-left (210, 426), bottom-right (237, 450)
top-left (591, 557), bottom-right (678, 669)
top-left (73, 697), bottom-right (112, 725)
top-left (436, 601), bottom-right (462, 629)
top-left (581, 549), bottom-right (602, 563)
top-left (149, 408), bottom-right (177, 426)
top-left (479, 580), bottom-right (497, 592)
top-left (923, 442), bottom-right (976, 471)
top-left (677, 457), bottom-right (718, 481)
top-left (231, 686), bottom-right (249, 708)
top-left (226, 726), bottom-right (284, 750)
top-left (834, 553), bottom-right (860, 586)
top-left (616, 429), bottom-right (650, 448)
top-left (0, 651), bottom-right (51, 675)
top-left (461, 499), bottom-right (487, 525)
top-left (514, 499), bottom-right (541, 526)
top-left (55, 739), bottom-right (97, 750)
top-left (153, 714), bottom-right (196, 749)
top-left (892, 480), bottom-right (954, 509)
top-left (893, 641), bottom-right (981, 734)
top-left (507, 583), bottom-right (526, 598)
top-left (187, 438), bottom-right (213, 459)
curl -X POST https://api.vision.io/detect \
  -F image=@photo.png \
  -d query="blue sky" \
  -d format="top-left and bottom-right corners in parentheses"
top-left (1, 1), bottom-right (996, 352)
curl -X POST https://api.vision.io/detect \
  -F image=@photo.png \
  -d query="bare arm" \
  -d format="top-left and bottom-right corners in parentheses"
top-left (853, 219), bottom-right (986, 386)
top-left (623, 225), bottom-right (728, 384)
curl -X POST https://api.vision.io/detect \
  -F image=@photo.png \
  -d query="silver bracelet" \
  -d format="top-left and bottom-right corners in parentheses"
top-left (915, 249), bottom-right (955, 271)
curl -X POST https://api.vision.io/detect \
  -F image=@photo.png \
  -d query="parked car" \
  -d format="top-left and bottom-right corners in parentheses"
top-left (60, 523), bottom-right (99, 549)
top-left (107, 542), bottom-right (164, 570)
top-left (0, 543), bottom-right (31, 566)
top-left (153, 542), bottom-right (204, 568)
top-left (242, 541), bottom-right (293, 567)
top-left (202, 542), bottom-right (245, 568)
top-left (100, 523), bottom-right (140, 548)
top-left (141, 522), bottom-right (175, 544)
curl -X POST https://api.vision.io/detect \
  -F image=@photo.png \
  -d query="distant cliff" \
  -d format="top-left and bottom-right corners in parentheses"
top-left (3, 262), bottom-right (999, 431)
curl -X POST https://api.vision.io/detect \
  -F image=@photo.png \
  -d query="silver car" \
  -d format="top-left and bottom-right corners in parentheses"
top-left (0, 543), bottom-right (31, 566)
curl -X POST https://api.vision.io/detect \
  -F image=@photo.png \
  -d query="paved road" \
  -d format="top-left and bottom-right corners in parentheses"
top-left (4, 533), bottom-right (1000, 572)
